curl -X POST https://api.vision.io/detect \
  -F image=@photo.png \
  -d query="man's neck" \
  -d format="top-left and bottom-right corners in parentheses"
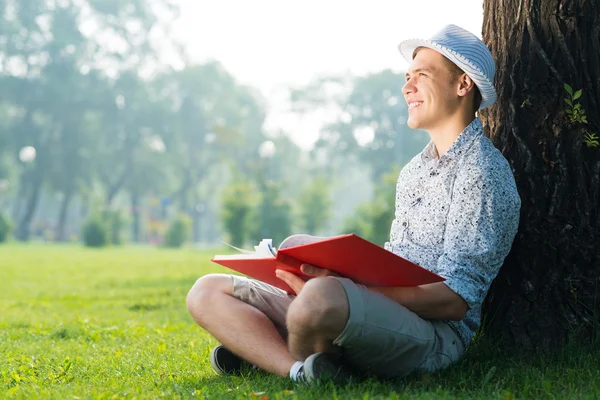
top-left (427, 113), bottom-right (476, 158)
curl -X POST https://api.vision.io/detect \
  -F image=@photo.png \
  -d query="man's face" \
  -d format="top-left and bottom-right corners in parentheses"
top-left (402, 48), bottom-right (460, 131)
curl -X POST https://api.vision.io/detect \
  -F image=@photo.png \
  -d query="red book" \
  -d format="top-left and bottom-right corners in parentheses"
top-left (211, 234), bottom-right (444, 294)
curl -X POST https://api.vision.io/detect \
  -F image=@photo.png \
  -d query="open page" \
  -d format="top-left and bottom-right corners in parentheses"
top-left (214, 239), bottom-right (276, 260)
top-left (278, 234), bottom-right (331, 250)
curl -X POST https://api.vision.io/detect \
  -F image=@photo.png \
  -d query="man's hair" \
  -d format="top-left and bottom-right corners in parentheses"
top-left (413, 47), bottom-right (482, 112)
top-left (441, 55), bottom-right (482, 112)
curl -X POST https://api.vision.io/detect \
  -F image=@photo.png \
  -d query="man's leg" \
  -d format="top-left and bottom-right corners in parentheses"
top-left (186, 274), bottom-right (297, 377)
top-left (282, 276), bottom-right (463, 380)
top-left (329, 277), bottom-right (465, 378)
top-left (286, 277), bottom-right (350, 360)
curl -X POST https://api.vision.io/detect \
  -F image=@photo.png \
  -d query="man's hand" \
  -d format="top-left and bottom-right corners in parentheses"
top-left (275, 264), bottom-right (340, 295)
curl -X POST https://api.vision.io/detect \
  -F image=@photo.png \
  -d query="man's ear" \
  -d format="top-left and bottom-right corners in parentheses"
top-left (457, 73), bottom-right (476, 97)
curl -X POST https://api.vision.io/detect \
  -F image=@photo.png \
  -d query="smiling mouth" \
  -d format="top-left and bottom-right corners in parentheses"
top-left (408, 101), bottom-right (423, 110)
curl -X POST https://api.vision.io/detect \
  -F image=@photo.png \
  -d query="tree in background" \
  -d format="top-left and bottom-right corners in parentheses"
top-left (0, 212), bottom-right (11, 243)
top-left (290, 70), bottom-right (429, 181)
top-left (297, 177), bottom-right (333, 236)
top-left (250, 181), bottom-right (293, 246)
top-left (0, 0), bottom-right (179, 241)
top-left (480, 0), bottom-right (600, 350)
top-left (0, 1), bottom-right (421, 248)
top-left (160, 63), bottom-right (269, 242)
top-left (220, 180), bottom-right (259, 247)
top-left (342, 166), bottom-right (399, 246)
top-left (0, 0), bottom-right (274, 245)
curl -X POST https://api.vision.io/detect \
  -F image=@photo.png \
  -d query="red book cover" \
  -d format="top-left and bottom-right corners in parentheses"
top-left (211, 234), bottom-right (444, 294)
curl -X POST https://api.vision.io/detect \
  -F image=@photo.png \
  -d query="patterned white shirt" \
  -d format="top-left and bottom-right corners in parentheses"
top-left (384, 118), bottom-right (521, 347)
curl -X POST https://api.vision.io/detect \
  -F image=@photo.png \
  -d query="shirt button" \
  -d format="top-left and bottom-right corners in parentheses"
top-left (402, 221), bottom-right (408, 227)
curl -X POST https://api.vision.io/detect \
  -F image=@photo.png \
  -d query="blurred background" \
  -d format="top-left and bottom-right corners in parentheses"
top-left (0, 0), bottom-right (483, 249)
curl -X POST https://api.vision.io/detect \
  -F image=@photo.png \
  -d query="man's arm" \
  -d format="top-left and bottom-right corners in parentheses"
top-left (367, 282), bottom-right (468, 321)
top-left (297, 264), bottom-right (468, 321)
top-left (370, 163), bottom-right (519, 322)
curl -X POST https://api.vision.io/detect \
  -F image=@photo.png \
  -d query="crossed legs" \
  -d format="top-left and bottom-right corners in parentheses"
top-left (185, 274), bottom-right (349, 377)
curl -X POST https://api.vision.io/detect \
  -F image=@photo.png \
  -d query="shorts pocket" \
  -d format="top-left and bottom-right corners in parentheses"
top-left (418, 323), bottom-right (464, 372)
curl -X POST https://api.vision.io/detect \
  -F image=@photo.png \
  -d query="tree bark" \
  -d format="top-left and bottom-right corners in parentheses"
top-left (15, 169), bottom-right (42, 241)
top-left (192, 188), bottom-right (200, 243)
top-left (131, 188), bottom-right (141, 243)
top-left (55, 188), bottom-right (74, 242)
top-left (480, 0), bottom-right (600, 350)
top-left (11, 177), bottom-right (26, 224)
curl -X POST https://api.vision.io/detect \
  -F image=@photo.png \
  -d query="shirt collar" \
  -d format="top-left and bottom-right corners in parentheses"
top-left (421, 118), bottom-right (483, 164)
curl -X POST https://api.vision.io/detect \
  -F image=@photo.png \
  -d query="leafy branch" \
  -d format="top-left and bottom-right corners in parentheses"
top-left (564, 84), bottom-right (598, 148)
top-left (583, 131), bottom-right (599, 148)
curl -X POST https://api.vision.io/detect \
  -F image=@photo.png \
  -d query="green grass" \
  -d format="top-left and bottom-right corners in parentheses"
top-left (1, 243), bottom-right (600, 399)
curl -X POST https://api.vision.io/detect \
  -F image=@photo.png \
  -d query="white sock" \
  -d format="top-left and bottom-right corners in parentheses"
top-left (289, 361), bottom-right (304, 382)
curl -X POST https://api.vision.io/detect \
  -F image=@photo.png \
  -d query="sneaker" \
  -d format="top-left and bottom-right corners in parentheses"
top-left (298, 352), bottom-right (354, 384)
top-left (210, 345), bottom-right (247, 375)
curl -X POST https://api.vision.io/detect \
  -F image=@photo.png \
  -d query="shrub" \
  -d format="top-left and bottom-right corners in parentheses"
top-left (164, 214), bottom-right (190, 248)
top-left (341, 167), bottom-right (399, 246)
top-left (250, 181), bottom-right (292, 244)
top-left (103, 209), bottom-right (125, 245)
top-left (298, 177), bottom-right (332, 235)
top-left (0, 213), bottom-right (11, 243)
top-left (82, 216), bottom-right (108, 247)
top-left (221, 182), bottom-right (258, 247)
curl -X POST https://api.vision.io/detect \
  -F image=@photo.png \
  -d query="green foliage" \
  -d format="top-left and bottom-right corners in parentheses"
top-left (164, 214), bottom-right (191, 248)
top-left (297, 177), bottom-right (332, 235)
top-left (0, 212), bottom-right (11, 243)
top-left (102, 209), bottom-right (125, 245)
top-left (564, 84), bottom-right (587, 124)
top-left (0, 0), bottom-right (271, 244)
top-left (2, 244), bottom-right (600, 398)
top-left (564, 84), bottom-right (598, 148)
top-left (584, 131), bottom-right (599, 148)
top-left (342, 202), bottom-right (377, 239)
top-left (221, 181), bottom-right (258, 247)
top-left (251, 181), bottom-right (293, 245)
top-left (292, 71), bottom-right (429, 181)
top-left (82, 216), bottom-right (108, 248)
top-left (342, 167), bottom-right (399, 246)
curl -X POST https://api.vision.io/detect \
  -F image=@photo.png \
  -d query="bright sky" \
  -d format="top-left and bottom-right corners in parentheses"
top-left (171, 0), bottom-right (484, 149)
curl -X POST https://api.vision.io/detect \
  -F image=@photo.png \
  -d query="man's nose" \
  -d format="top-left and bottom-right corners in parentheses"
top-left (402, 80), bottom-right (414, 96)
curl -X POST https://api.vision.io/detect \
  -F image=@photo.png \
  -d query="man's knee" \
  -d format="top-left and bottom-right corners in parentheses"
top-left (286, 277), bottom-right (349, 335)
top-left (186, 274), bottom-right (233, 321)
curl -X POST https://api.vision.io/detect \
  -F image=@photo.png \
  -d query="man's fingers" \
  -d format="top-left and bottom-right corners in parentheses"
top-left (301, 263), bottom-right (340, 277)
top-left (275, 269), bottom-right (305, 294)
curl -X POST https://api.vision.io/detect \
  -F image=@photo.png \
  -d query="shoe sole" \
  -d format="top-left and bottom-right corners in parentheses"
top-left (210, 346), bottom-right (225, 374)
top-left (303, 352), bottom-right (349, 384)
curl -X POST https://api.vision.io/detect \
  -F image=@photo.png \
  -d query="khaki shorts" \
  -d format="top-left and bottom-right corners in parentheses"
top-left (231, 275), bottom-right (464, 378)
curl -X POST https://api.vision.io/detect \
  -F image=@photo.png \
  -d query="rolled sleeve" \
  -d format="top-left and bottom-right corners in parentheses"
top-left (439, 168), bottom-right (520, 310)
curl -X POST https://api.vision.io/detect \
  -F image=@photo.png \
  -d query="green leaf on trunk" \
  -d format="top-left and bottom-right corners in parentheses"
top-left (564, 83), bottom-right (573, 95)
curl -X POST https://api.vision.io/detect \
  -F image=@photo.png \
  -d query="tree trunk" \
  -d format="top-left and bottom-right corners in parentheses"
top-left (11, 177), bottom-right (26, 224)
top-left (192, 188), bottom-right (200, 243)
top-left (480, 0), bottom-right (600, 350)
top-left (55, 188), bottom-right (74, 242)
top-left (15, 170), bottom-right (42, 241)
top-left (105, 166), bottom-right (129, 206)
top-left (131, 189), bottom-right (141, 243)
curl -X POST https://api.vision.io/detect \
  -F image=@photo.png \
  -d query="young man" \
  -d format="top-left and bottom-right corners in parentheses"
top-left (186, 24), bottom-right (521, 383)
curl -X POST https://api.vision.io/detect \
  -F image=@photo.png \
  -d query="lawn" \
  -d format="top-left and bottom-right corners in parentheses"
top-left (1, 244), bottom-right (599, 399)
